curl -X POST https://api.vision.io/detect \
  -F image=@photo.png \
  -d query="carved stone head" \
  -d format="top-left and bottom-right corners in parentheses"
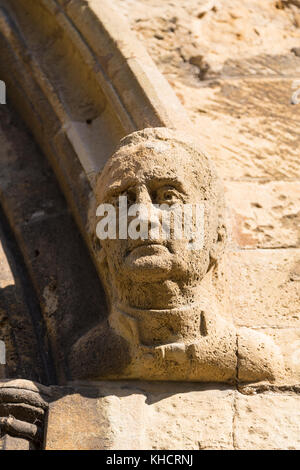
top-left (70, 127), bottom-right (283, 382)
top-left (95, 127), bottom-right (226, 310)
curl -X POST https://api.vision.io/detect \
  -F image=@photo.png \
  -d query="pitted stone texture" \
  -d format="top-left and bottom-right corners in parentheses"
top-left (256, 328), bottom-right (300, 385)
top-left (144, 383), bottom-right (234, 450)
top-left (0, 225), bottom-right (46, 383)
top-left (0, 380), bottom-right (49, 449)
top-left (45, 383), bottom-right (300, 450)
top-left (45, 382), bottom-right (234, 450)
top-left (181, 78), bottom-right (300, 180)
top-left (69, 128), bottom-right (284, 384)
top-left (225, 182), bottom-right (300, 249)
top-left (116, 1), bottom-right (300, 180)
top-left (46, 383), bottom-right (149, 450)
top-left (0, 105), bottom-right (108, 384)
top-left (117, 0), bottom-right (300, 81)
top-left (228, 249), bottom-right (300, 328)
top-left (234, 393), bottom-right (300, 450)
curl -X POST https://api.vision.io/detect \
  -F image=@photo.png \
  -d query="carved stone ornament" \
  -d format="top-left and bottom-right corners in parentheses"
top-left (0, 380), bottom-right (48, 450)
top-left (69, 127), bottom-right (284, 383)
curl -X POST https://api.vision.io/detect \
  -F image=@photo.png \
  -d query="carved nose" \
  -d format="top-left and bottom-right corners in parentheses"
top-left (135, 186), bottom-right (152, 205)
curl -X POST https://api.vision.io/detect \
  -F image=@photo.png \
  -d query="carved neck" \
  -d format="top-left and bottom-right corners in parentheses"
top-left (109, 274), bottom-right (221, 347)
top-left (111, 269), bottom-right (217, 310)
top-left (113, 302), bottom-right (213, 346)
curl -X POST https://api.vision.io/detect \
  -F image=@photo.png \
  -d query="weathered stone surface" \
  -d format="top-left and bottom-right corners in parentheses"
top-left (177, 78), bottom-right (300, 180)
top-left (46, 383), bottom-right (148, 450)
top-left (234, 393), bottom-right (300, 450)
top-left (0, 435), bottom-right (30, 450)
top-left (0, 106), bottom-right (109, 385)
top-left (228, 249), bottom-right (300, 328)
top-left (45, 383), bottom-right (300, 450)
top-left (45, 382), bottom-right (234, 450)
top-left (225, 182), bottom-right (300, 249)
top-left (0, 123), bottom-right (49, 382)
top-left (143, 383), bottom-right (234, 450)
top-left (0, 380), bottom-right (49, 449)
top-left (257, 328), bottom-right (300, 385)
top-left (117, 0), bottom-right (300, 80)
top-left (116, 1), bottom-right (300, 180)
top-left (0, 0), bottom-right (299, 451)
top-left (67, 127), bottom-right (285, 384)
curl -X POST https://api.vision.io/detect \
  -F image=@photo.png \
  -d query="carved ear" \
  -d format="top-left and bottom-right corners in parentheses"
top-left (96, 246), bottom-right (114, 310)
top-left (208, 222), bottom-right (227, 271)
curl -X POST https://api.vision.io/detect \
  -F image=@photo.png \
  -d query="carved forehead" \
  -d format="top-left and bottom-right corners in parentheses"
top-left (96, 140), bottom-right (215, 202)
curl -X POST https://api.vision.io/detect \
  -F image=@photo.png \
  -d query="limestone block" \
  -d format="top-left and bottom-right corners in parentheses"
top-left (225, 182), bottom-right (300, 249)
top-left (45, 382), bottom-right (234, 450)
top-left (46, 384), bottom-right (148, 450)
top-left (173, 78), bottom-right (300, 180)
top-left (228, 249), bottom-right (300, 328)
top-left (234, 393), bottom-right (300, 449)
top-left (45, 383), bottom-right (300, 450)
top-left (143, 383), bottom-right (234, 450)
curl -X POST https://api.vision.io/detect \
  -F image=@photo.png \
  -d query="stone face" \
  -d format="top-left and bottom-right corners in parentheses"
top-left (67, 127), bottom-right (285, 384)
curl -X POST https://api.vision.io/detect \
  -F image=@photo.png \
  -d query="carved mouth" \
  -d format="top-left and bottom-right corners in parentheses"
top-left (126, 242), bottom-right (168, 256)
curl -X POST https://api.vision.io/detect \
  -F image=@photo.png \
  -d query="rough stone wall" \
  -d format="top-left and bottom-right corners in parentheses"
top-left (110, 0), bottom-right (300, 448)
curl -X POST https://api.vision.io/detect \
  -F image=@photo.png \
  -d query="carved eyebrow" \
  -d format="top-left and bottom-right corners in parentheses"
top-left (102, 177), bottom-right (187, 200)
top-left (148, 178), bottom-right (187, 195)
top-left (103, 178), bottom-right (138, 199)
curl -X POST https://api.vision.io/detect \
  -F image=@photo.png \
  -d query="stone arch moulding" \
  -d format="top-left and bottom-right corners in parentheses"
top-left (0, 0), bottom-right (191, 261)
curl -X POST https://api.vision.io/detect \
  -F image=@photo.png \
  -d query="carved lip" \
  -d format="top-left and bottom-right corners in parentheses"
top-left (126, 241), bottom-right (168, 256)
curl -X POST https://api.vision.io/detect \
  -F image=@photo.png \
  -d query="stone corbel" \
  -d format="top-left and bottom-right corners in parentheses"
top-left (0, 380), bottom-right (49, 450)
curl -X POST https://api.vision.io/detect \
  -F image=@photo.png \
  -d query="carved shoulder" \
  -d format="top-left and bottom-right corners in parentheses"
top-left (237, 327), bottom-right (284, 383)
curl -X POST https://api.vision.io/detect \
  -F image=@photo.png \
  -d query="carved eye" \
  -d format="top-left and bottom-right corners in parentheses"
top-left (118, 188), bottom-right (136, 206)
top-left (126, 188), bottom-right (136, 204)
top-left (109, 188), bottom-right (136, 207)
top-left (155, 187), bottom-right (182, 204)
top-left (107, 195), bottom-right (120, 208)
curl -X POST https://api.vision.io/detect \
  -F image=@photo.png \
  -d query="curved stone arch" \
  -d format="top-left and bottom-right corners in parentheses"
top-left (0, 0), bottom-right (190, 265)
top-left (0, 0), bottom-right (192, 385)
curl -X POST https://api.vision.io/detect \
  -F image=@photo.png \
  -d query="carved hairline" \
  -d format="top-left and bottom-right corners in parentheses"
top-left (99, 127), bottom-right (224, 200)
top-left (116, 127), bottom-right (214, 171)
